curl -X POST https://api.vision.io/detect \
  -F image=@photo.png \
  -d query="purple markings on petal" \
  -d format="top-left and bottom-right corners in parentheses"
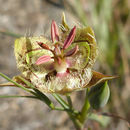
top-left (51, 20), bottom-right (59, 43)
top-left (65, 45), bottom-right (79, 57)
top-left (63, 26), bottom-right (76, 49)
top-left (36, 55), bottom-right (52, 65)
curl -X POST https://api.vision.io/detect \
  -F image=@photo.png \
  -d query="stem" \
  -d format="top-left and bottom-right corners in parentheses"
top-left (69, 115), bottom-right (83, 130)
top-left (66, 95), bottom-right (73, 108)
top-left (52, 93), bottom-right (83, 129)
top-left (79, 88), bottom-right (90, 124)
top-left (52, 93), bottom-right (69, 109)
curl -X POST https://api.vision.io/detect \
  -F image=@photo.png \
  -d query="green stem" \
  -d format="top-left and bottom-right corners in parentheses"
top-left (52, 93), bottom-right (69, 109)
top-left (33, 89), bottom-right (55, 109)
top-left (52, 93), bottom-right (83, 129)
top-left (69, 115), bottom-right (83, 130)
top-left (79, 88), bottom-right (90, 124)
top-left (66, 95), bottom-right (73, 108)
top-left (0, 72), bottom-right (55, 109)
top-left (18, 76), bottom-right (35, 89)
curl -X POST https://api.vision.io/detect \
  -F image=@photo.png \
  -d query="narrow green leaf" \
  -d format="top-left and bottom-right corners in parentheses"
top-left (16, 75), bottom-right (55, 109)
top-left (18, 76), bottom-right (35, 89)
top-left (0, 72), bottom-right (32, 93)
top-left (66, 95), bottom-right (73, 108)
top-left (34, 89), bottom-right (54, 109)
top-left (52, 93), bottom-right (69, 109)
top-left (0, 95), bottom-right (38, 99)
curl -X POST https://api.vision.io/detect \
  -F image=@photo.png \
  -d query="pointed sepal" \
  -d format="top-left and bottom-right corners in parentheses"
top-left (85, 70), bottom-right (118, 88)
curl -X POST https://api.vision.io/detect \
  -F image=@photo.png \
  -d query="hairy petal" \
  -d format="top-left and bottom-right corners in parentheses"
top-left (51, 20), bottom-right (59, 43)
top-left (36, 55), bottom-right (52, 65)
top-left (63, 26), bottom-right (76, 49)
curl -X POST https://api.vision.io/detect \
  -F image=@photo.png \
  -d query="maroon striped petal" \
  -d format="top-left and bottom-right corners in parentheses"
top-left (51, 20), bottom-right (59, 43)
top-left (63, 26), bottom-right (76, 49)
top-left (65, 45), bottom-right (78, 57)
top-left (36, 55), bottom-right (52, 65)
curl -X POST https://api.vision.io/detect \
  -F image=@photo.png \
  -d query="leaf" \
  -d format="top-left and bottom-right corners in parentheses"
top-left (88, 81), bottom-right (110, 109)
top-left (0, 73), bottom-right (32, 93)
top-left (17, 76), bottom-right (55, 109)
top-left (0, 75), bottom-right (30, 88)
top-left (0, 95), bottom-right (38, 99)
top-left (34, 89), bottom-right (55, 109)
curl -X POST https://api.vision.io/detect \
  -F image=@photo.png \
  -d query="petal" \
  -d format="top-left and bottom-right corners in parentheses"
top-left (51, 20), bottom-right (59, 43)
top-left (65, 45), bottom-right (78, 57)
top-left (36, 55), bottom-right (52, 65)
top-left (63, 26), bottom-right (76, 49)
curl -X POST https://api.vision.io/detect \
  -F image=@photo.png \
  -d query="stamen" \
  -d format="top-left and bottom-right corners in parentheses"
top-left (54, 44), bottom-right (61, 55)
top-left (37, 42), bottom-right (50, 50)
top-left (36, 55), bottom-right (52, 65)
top-left (51, 20), bottom-right (59, 43)
top-left (57, 57), bottom-right (62, 65)
top-left (65, 45), bottom-right (79, 57)
top-left (63, 26), bottom-right (76, 49)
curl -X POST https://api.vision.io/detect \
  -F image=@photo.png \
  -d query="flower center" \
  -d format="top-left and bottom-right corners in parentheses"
top-left (54, 57), bottom-right (68, 76)
top-left (36, 21), bottom-right (78, 78)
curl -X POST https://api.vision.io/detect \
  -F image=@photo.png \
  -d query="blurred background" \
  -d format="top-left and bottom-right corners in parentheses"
top-left (0, 0), bottom-right (129, 130)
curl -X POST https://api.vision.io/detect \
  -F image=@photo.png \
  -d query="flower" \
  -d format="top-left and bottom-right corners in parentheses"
top-left (14, 13), bottom-right (114, 94)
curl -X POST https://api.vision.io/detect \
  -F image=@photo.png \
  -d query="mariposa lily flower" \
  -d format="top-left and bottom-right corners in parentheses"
top-left (13, 14), bottom-right (115, 94)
